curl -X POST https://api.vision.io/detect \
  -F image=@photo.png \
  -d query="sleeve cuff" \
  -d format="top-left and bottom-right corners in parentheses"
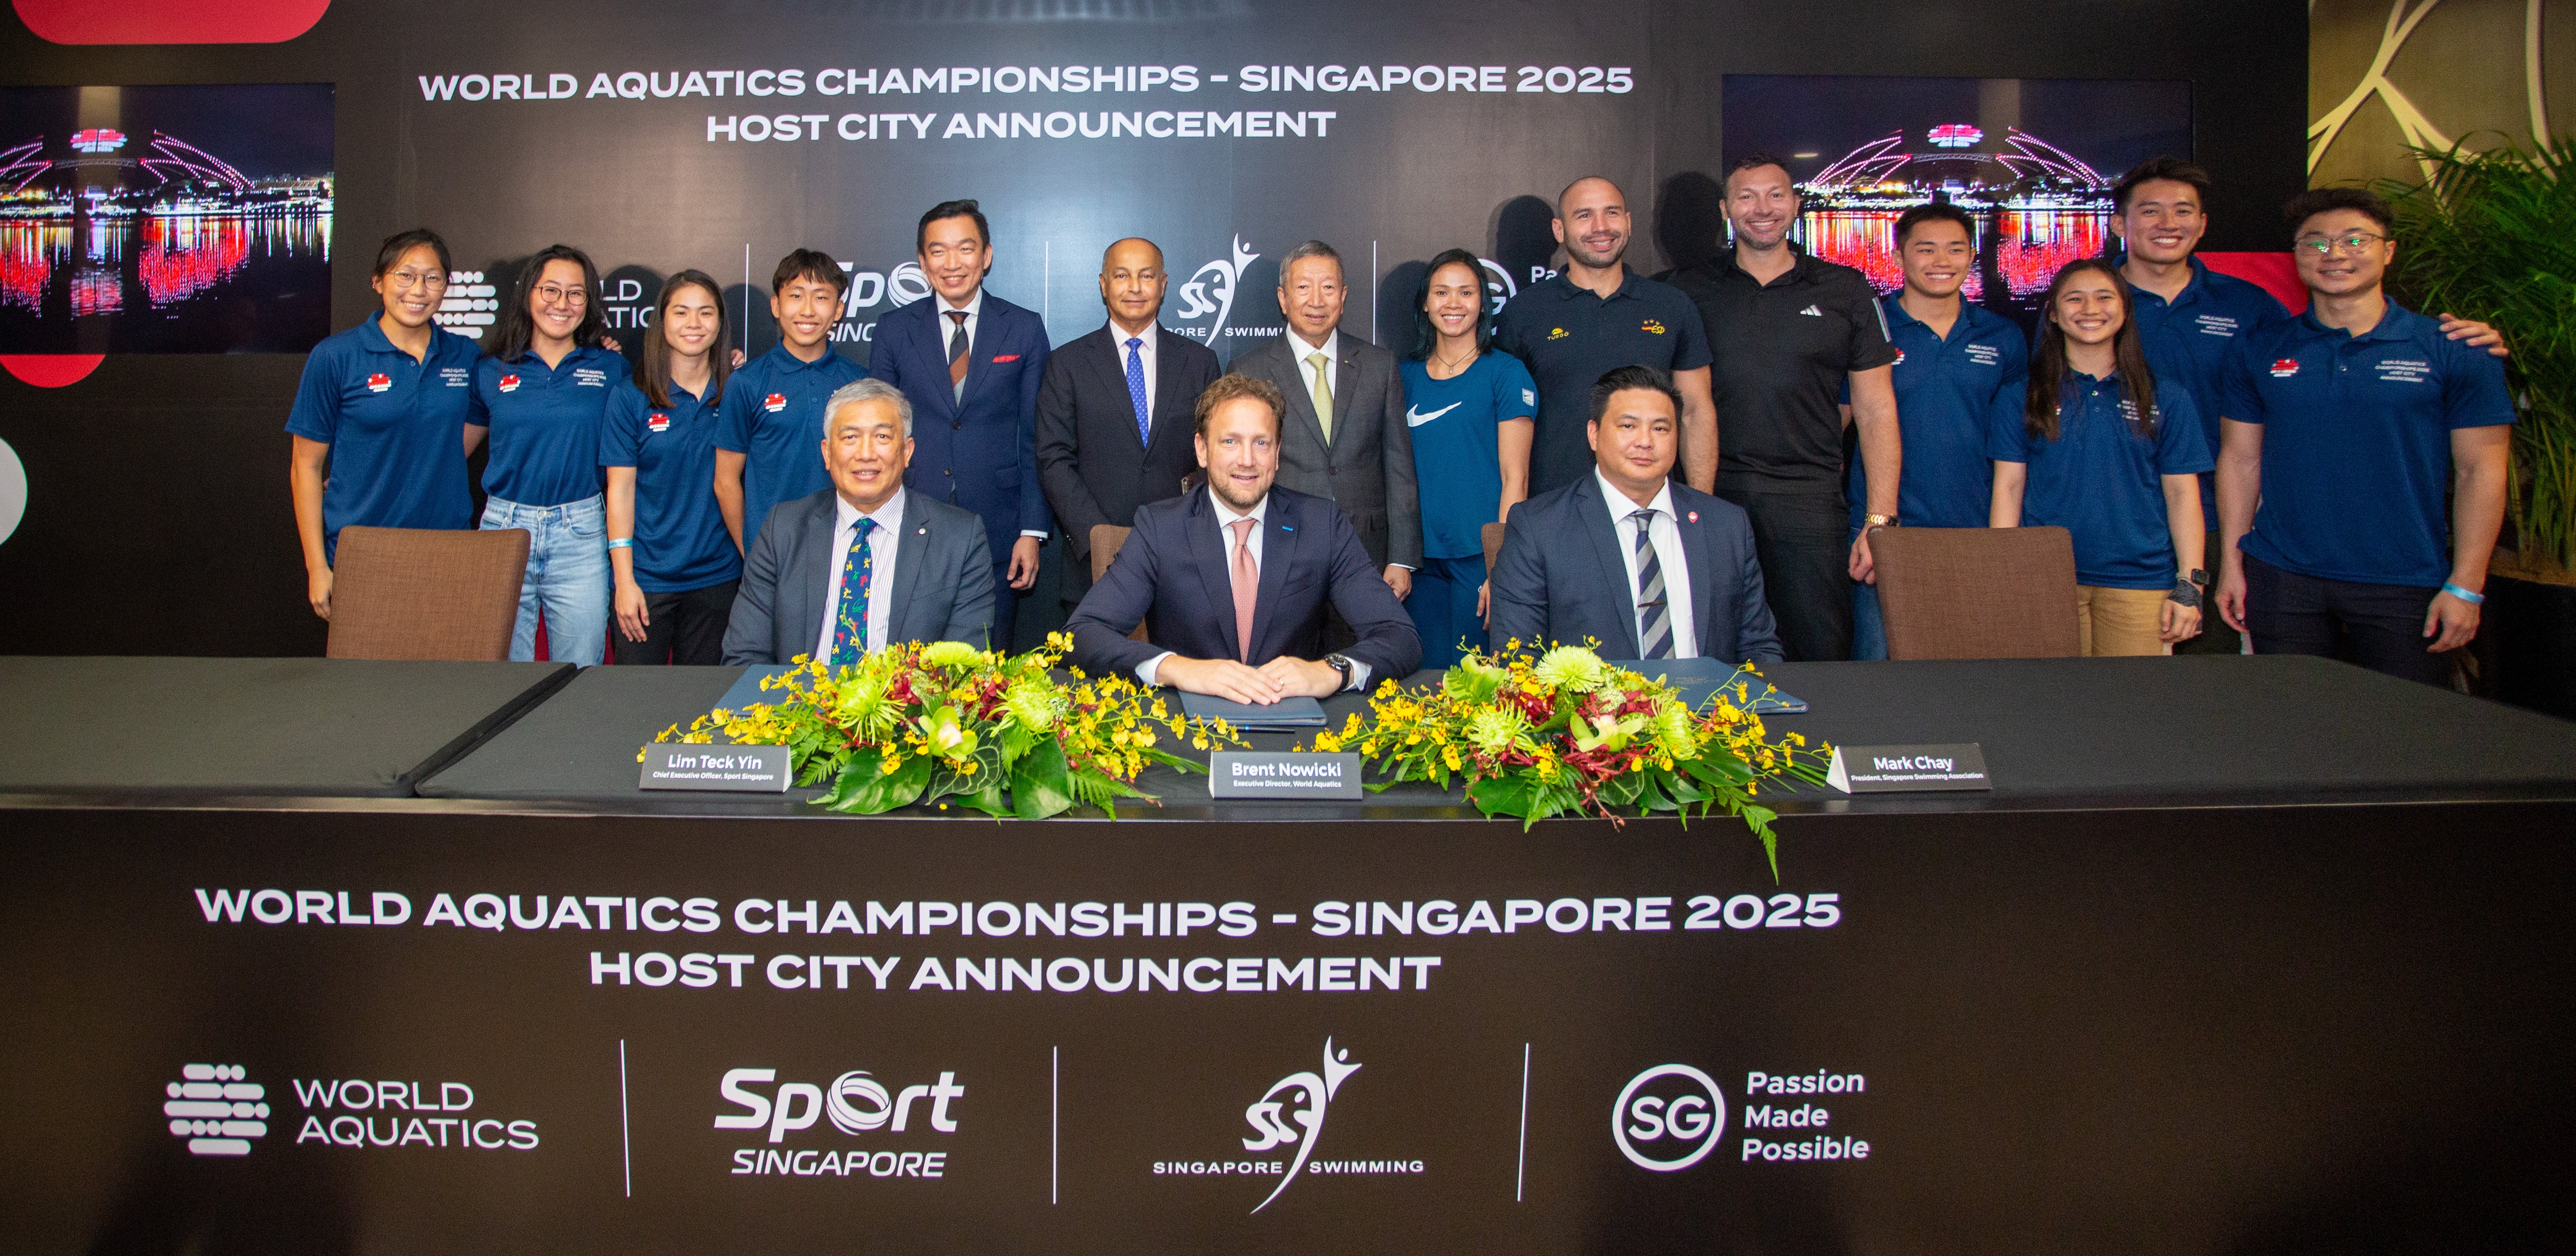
top-left (1020, 530), bottom-right (1049, 539)
top-left (1138, 651), bottom-right (1173, 687)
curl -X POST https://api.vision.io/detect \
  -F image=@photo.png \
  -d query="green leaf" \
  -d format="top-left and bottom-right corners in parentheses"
top-left (826, 749), bottom-right (930, 814)
top-left (1596, 770), bottom-right (1644, 808)
top-left (954, 777), bottom-right (1010, 818)
top-left (1469, 775), bottom-right (1543, 822)
top-left (1009, 738), bottom-right (1078, 820)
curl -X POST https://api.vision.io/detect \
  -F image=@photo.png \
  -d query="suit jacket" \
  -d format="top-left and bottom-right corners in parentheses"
top-left (1229, 331), bottom-right (1422, 569)
top-left (1035, 323), bottom-right (1221, 603)
top-left (1065, 485), bottom-right (1422, 684)
top-left (721, 488), bottom-right (999, 665)
top-left (1487, 473), bottom-right (1783, 664)
top-left (868, 291), bottom-right (1052, 566)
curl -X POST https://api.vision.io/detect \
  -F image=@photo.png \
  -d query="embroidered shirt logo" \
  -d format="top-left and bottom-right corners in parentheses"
top-left (2374, 358), bottom-right (2433, 383)
top-left (497, 374), bottom-right (521, 393)
top-left (1797, 304), bottom-right (1824, 317)
top-left (1523, 388), bottom-right (1536, 406)
top-left (1641, 319), bottom-right (1666, 335)
top-left (1547, 327), bottom-right (1569, 340)
top-left (1892, 349), bottom-right (1906, 365)
top-left (2195, 314), bottom-right (2241, 337)
top-left (763, 392), bottom-right (788, 412)
top-left (1405, 402), bottom-right (1462, 428)
top-left (2269, 358), bottom-right (2300, 378)
top-left (646, 412), bottom-right (671, 433)
top-left (1963, 343), bottom-right (2002, 366)
top-left (364, 373), bottom-right (392, 393)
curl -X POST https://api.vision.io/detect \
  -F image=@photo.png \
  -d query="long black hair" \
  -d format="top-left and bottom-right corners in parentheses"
top-left (635, 270), bottom-right (732, 409)
top-left (2024, 258), bottom-right (2158, 441)
top-left (490, 243), bottom-right (606, 360)
top-left (1406, 248), bottom-right (1494, 362)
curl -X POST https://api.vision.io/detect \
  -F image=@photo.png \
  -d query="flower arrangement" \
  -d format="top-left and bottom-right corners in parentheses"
top-left (1303, 645), bottom-right (1827, 872)
top-left (645, 633), bottom-right (1242, 818)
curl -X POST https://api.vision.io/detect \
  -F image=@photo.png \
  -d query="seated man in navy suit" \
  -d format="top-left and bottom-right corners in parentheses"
top-left (1489, 364), bottom-right (1783, 663)
top-left (722, 379), bottom-right (997, 665)
top-left (1067, 373), bottom-right (1422, 704)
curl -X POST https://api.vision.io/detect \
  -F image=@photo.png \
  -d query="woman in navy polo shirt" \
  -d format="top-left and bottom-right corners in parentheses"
top-left (601, 270), bottom-right (740, 665)
top-left (467, 244), bottom-right (623, 665)
top-left (286, 228), bottom-right (480, 620)
top-left (1398, 248), bottom-right (1536, 667)
top-left (1989, 259), bottom-right (2211, 656)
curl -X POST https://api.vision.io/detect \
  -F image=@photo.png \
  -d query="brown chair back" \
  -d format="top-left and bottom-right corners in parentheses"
top-left (1086, 524), bottom-right (1149, 643)
top-left (325, 526), bottom-right (532, 662)
top-left (1872, 526), bottom-right (2080, 660)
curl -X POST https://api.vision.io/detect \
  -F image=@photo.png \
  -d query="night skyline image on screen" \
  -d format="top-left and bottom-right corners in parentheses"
top-left (0, 83), bottom-right (334, 354)
top-left (1722, 74), bottom-right (2191, 330)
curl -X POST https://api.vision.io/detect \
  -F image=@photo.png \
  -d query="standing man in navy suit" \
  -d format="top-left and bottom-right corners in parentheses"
top-left (1066, 373), bottom-right (1421, 703)
top-left (1036, 237), bottom-right (1223, 611)
top-left (1488, 364), bottom-right (1782, 663)
top-left (870, 199), bottom-right (1052, 648)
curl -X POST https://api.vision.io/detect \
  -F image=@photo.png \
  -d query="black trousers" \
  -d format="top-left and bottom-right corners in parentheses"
top-left (610, 580), bottom-right (739, 667)
top-left (2243, 554), bottom-right (2452, 687)
top-left (1718, 487), bottom-right (1852, 663)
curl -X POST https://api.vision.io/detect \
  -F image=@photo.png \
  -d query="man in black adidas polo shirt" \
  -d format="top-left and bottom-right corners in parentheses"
top-left (1495, 176), bottom-right (1717, 498)
top-left (1667, 155), bottom-right (1901, 662)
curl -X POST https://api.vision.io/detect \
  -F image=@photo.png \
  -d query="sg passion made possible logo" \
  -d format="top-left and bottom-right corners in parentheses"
top-left (715, 1066), bottom-right (964, 1179)
top-left (1614, 1065), bottom-right (1876, 1170)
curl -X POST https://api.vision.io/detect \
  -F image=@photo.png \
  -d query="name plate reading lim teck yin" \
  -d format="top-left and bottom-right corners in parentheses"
top-left (1825, 743), bottom-right (1992, 794)
top-left (638, 744), bottom-right (793, 792)
top-left (1208, 751), bottom-right (1364, 800)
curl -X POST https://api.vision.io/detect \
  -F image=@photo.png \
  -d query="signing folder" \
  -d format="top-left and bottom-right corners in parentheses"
top-left (1611, 659), bottom-right (1809, 714)
top-left (1178, 690), bottom-right (1329, 730)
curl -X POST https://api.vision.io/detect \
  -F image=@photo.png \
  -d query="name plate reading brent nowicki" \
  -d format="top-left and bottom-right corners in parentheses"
top-left (638, 744), bottom-right (793, 792)
top-left (1825, 743), bottom-right (1992, 793)
top-left (1208, 751), bottom-right (1364, 799)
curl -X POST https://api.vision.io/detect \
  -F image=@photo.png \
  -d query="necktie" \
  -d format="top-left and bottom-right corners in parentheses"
top-left (1306, 351), bottom-right (1333, 441)
top-left (1125, 337), bottom-right (1151, 446)
top-left (828, 516), bottom-right (880, 667)
top-left (946, 310), bottom-right (970, 399)
top-left (1630, 509), bottom-right (1672, 659)
top-left (1228, 517), bottom-right (1258, 663)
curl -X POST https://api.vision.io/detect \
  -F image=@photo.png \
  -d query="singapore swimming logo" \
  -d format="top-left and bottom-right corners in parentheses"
top-left (164, 1063), bottom-right (270, 1156)
top-left (1241, 1036), bottom-right (1362, 1212)
top-left (1612, 1063), bottom-right (1725, 1171)
top-left (1175, 235), bottom-right (1260, 342)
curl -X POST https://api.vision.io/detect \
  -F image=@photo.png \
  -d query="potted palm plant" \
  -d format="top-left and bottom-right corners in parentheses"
top-left (2378, 137), bottom-right (2576, 717)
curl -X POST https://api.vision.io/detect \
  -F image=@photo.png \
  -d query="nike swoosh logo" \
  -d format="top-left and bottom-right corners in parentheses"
top-left (1406, 402), bottom-right (1462, 427)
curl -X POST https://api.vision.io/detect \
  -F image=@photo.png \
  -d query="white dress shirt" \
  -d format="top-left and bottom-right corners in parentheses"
top-left (816, 487), bottom-right (905, 663)
top-left (1111, 320), bottom-right (1159, 425)
top-left (1137, 489), bottom-right (1369, 692)
top-left (1596, 469), bottom-right (1699, 659)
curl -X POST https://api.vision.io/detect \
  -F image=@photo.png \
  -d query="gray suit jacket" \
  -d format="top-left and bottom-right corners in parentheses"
top-left (1230, 331), bottom-right (1421, 569)
top-left (721, 488), bottom-right (998, 665)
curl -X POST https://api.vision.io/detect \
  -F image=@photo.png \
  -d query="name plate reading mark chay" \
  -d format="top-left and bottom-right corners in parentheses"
top-left (1208, 752), bottom-right (1364, 800)
top-left (1825, 743), bottom-right (1991, 794)
top-left (638, 744), bottom-right (793, 793)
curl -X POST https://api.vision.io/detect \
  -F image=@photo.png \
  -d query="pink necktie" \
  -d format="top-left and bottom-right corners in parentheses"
top-left (1229, 517), bottom-right (1258, 662)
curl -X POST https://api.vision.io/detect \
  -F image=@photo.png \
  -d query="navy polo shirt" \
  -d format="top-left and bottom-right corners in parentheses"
top-left (1399, 352), bottom-right (1539, 559)
top-left (1847, 294), bottom-right (2028, 530)
top-left (1493, 270), bottom-right (1710, 497)
top-left (1989, 372), bottom-right (2211, 589)
top-left (1667, 243), bottom-right (1898, 494)
top-left (600, 377), bottom-right (742, 594)
top-left (2123, 254), bottom-right (2290, 528)
top-left (2220, 301), bottom-right (2514, 589)
top-left (472, 343), bottom-right (621, 507)
top-left (284, 319), bottom-right (481, 563)
top-left (714, 345), bottom-right (867, 544)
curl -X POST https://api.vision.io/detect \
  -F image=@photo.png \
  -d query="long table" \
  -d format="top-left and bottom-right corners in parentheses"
top-left (2, 654), bottom-right (2570, 1252)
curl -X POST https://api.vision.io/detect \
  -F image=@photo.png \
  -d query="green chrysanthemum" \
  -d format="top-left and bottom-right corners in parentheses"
top-left (919, 641), bottom-right (983, 670)
top-left (1003, 682), bottom-right (1067, 732)
top-left (1465, 706), bottom-right (1530, 756)
top-left (1533, 645), bottom-right (1607, 692)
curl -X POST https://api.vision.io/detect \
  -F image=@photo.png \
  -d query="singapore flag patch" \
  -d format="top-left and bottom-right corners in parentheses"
top-left (763, 392), bottom-right (788, 412)
top-left (364, 372), bottom-right (392, 393)
top-left (498, 374), bottom-right (522, 393)
top-left (2269, 358), bottom-right (2300, 378)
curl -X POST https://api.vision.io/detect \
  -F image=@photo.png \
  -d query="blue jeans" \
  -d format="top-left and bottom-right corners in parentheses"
top-left (482, 494), bottom-right (609, 666)
top-left (1404, 554), bottom-right (1487, 670)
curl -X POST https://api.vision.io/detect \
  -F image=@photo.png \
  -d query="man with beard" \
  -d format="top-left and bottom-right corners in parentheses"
top-left (1066, 373), bottom-right (1421, 703)
top-left (1494, 176), bottom-right (1717, 498)
top-left (1667, 155), bottom-right (1900, 662)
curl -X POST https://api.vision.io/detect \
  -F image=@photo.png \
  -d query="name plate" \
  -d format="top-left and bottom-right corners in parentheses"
top-left (1208, 752), bottom-right (1363, 799)
top-left (1825, 743), bottom-right (1991, 793)
top-left (638, 744), bottom-right (793, 793)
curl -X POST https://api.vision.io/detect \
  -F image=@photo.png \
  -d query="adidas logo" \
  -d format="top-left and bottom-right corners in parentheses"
top-left (1797, 305), bottom-right (1823, 317)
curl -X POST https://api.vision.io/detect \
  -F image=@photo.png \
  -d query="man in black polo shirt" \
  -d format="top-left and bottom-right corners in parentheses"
top-left (1495, 176), bottom-right (1717, 498)
top-left (1667, 155), bottom-right (1900, 662)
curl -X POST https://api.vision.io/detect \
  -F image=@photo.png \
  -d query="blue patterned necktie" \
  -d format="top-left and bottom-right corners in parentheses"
top-left (1124, 336), bottom-right (1151, 445)
top-left (828, 516), bottom-right (880, 667)
top-left (1631, 509), bottom-right (1673, 659)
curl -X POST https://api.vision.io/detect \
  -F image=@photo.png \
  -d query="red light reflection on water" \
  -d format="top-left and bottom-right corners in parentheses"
top-left (70, 266), bottom-right (122, 315)
top-left (139, 215), bottom-right (256, 307)
top-left (1989, 210), bottom-right (2108, 299)
top-left (0, 223), bottom-right (60, 314)
top-left (1800, 213), bottom-right (1983, 301)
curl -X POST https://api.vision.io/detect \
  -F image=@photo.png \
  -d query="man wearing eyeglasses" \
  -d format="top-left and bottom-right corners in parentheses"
top-left (2211, 188), bottom-right (2515, 687)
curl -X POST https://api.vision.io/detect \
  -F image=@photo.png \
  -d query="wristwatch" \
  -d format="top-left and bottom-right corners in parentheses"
top-left (2185, 567), bottom-right (2209, 587)
top-left (1864, 514), bottom-right (1898, 528)
top-left (1324, 654), bottom-right (1356, 691)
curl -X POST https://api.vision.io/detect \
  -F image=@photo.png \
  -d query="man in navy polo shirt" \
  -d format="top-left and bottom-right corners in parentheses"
top-left (714, 249), bottom-right (867, 553)
top-left (1845, 202), bottom-right (2028, 659)
top-left (2213, 187), bottom-right (2513, 687)
top-left (1494, 176), bottom-right (1716, 498)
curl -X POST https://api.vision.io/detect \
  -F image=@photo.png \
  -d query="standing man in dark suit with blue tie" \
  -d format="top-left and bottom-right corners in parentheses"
top-left (1488, 364), bottom-right (1782, 663)
top-left (1067, 373), bottom-right (1421, 704)
top-left (1036, 237), bottom-right (1223, 611)
top-left (870, 199), bottom-right (1052, 649)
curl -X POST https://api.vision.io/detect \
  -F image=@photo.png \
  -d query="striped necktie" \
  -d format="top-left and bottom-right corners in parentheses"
top-left (1630, 508), bottom-right (1672, 659)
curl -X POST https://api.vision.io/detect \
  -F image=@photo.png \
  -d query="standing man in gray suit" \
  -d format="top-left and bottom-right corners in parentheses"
top-left (722, 379), bottom-right (998, 665)
top-left (1230, 240), bottom-right (1420, 603)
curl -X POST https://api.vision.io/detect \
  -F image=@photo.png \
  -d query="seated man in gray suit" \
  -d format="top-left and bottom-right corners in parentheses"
top-left (1488, 364), bottom-right (1782, 663)
top-left (722, 378), bottom-right (997, 665)
top-left (1229, 239), bottom-right (1420, 602)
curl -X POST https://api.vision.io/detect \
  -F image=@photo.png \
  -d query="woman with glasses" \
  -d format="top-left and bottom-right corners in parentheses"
top-left (286, 228), bottom-right (481, 622)
top-left (1398, 247), bottom-right (1535, 667)
top-left (465, 243), bottom-right (623, 664)
top-left (600, 271), bottom-right (740, 665)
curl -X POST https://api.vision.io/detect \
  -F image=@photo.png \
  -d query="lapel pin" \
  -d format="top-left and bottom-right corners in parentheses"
top-left (917, 527), bottom-right (927, 536)
top-left (1687, 511), bottom-right (1699, 523)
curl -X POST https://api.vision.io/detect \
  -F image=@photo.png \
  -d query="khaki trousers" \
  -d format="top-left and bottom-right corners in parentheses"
top-left (2077, 585), bottom-right (2171, 657)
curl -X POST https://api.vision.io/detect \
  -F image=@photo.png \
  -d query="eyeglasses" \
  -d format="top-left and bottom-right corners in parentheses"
top-left (533, 284), bottom-right (589, 307)
top-left (386, 269), bottom-right (448, 291)
top-left (2294, 232), bottom-right (2390, 256)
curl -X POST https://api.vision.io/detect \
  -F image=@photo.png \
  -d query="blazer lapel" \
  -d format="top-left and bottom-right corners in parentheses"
top-left (883, 492), bottom-right (934, 644)
top-left (1330, 347), bottom-right (1362, 450)
top-left (1275, 340), bottom-right (1331, 457)
top-left (1148, 327), bottom-right (1189, 451)
top-left (1249, 495), bottom-right (1299, 660)
top-left (1185, 489), bottom-right (1243, 661)
top-left (1676, 492), bottom-right (1717, 658)
top-left (918, 303), bottom-right (960, 420)
top-left (1572, 476), bottom-right (1641, 657)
